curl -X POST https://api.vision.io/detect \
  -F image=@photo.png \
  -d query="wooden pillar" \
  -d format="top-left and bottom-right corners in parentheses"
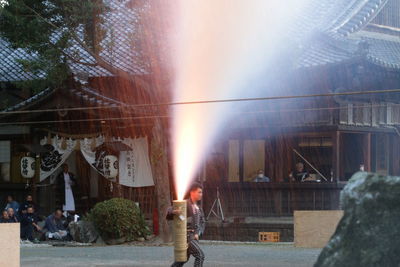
top-left (274, 136), bottom-right (287, 181)
top-left (332, 131), bottom-right (340, 182)
top-left (238, 140), bottom-right (244, 182)
top-left (364, 133), bottom-right (371, 172)
top-left (32, 155), bottom-right (40, 203)
top-left (265, 138), bottom-right (274, 181)
top-left (391, 135), bottom-right (400, 176)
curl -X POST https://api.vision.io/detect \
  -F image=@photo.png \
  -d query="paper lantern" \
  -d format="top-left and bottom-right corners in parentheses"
top-left (103, 155), bottom-right (118, 179)
top-left (21, 156), bottom-right (35, 178)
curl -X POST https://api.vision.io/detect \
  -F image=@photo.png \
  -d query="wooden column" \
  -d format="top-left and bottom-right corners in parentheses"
top-left (265, 138), bottom-right (274, 181)
top-left (364, 133), bottom-right (371, 172)
top-left (32, 155), bottom-right (40, 203)
top-left (391, 135), bottom-right (400, 176)
top-left (238, 140), bottom-right (244, 182)
top-left (332, 131), bottom-right (340, 181)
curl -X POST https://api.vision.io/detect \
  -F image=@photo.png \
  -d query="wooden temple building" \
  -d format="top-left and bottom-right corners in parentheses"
top-left (201, 0), bottom-right (400, 241)
top-left (0, 1), bottom-right (160, 219)
top-left (1, 0), bottom-right (400, 241)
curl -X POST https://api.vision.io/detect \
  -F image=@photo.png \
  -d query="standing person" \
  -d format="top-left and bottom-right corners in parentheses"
top-left (4, 195), bottom-right (19, 213)
top-left (167, 183), bottom-right (205, 267)
top-left (20, 206), bottom-right (41, 241)
top-left (56, 164), bottom-right (76, 214)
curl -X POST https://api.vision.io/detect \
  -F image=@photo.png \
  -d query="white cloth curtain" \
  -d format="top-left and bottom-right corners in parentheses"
top-left (119, 137), bottom-right (154, 187)
top-left (79, 136), bottom-right (154, 187)
top-left (79, 136), bottom-right (105, 168)
top-left (39, 136), bottom-right (77, 181)
top-left (39, 135), bottom-right (154, 187)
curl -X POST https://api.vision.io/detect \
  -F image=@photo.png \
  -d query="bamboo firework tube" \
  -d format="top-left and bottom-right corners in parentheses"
top-left (173, 200), bottom-right (187, 262)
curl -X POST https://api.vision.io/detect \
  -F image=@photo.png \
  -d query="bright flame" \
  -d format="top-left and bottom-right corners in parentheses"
top-left (171, 0), bottom-right (311, 200)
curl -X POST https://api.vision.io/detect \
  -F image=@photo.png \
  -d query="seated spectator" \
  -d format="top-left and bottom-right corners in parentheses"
top-left (253, 170), bottom-right (271, 182)
top-left (20, 206), bottom-right (41, 241)
top-left (20, 195), bottom-right (39, 215)
top-left (7, 208), bottom-right (19, 223)
top-left (289, 162), bottom-right (310, 182)
top-left (5, 195), bottom-right (19, 213)
top-left (0, 210), bottom-right (10, 223)
top-left (44, 209), bottom-right (68, 240)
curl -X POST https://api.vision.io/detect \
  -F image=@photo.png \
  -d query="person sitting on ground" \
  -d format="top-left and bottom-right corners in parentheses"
top-left (253, 169), bottom-right (271, 182)
top-left (7, 208), bottom-right (19, 223)
top-left (20, 206), bottom-right (42, 241)
top-left (0, 210), bottom-right (10, 223)
top-left (44, 209), bottom-right (68, 240)
top-left (289, 162), bottom-right (310, 182)
top-left (5, 195), bottom-right (19, 213)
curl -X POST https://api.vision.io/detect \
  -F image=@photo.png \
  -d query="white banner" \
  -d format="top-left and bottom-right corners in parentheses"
top-left (39, 135), bottom-right (154, 187)
top-left (39, 136), bottom-right (77, 181)
top-left (79, 136), bottom-right (154, 187)
top-left (119, 137), bottom-right (154, 187)
top-left (79, 136), bottom-right (105, 168)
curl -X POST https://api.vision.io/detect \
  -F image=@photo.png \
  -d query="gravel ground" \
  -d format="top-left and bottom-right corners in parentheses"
top-left (21, 242), bottom-right (321, 267)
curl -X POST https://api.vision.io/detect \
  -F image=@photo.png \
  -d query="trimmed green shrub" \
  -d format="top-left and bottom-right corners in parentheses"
top-left (88, 198), bottom-right (150, 241)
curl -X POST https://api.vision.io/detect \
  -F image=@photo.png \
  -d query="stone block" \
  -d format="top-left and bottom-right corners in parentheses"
top-left (294, 210), bottom-right (343, 248)
top-left (0, 223), bottom-right (20, 267)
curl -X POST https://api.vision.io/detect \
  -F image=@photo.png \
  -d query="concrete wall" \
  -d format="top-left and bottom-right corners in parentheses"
top-left (0, 223), bottom-right (20, 267)
top-left (294, 210), bottom-right (343, 248)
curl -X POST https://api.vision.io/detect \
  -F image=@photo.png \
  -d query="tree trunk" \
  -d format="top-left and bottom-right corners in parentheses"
top-left (150, 118), bottom-right (172, 242)
top-left (139, 0), bottom-right (175, 243)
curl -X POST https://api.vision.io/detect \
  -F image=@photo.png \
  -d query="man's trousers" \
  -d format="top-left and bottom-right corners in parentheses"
top-left (21, 225), bottom-right (33, 241)
top-left (171, 239), bottom-right (205, 267)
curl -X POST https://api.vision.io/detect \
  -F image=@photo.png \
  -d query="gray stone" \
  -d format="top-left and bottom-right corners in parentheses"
top-left (68, 221), bottom-right (99, 243)
top-left (105, 236), bottom-right (126, 245)
top-left (315, 172), bottom-right (400, 267)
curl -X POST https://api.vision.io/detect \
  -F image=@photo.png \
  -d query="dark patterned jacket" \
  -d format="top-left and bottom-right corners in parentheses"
top-left (166, 199), bottom-right (206, 239)
top-left (56, 172), bottom-right (76, 202)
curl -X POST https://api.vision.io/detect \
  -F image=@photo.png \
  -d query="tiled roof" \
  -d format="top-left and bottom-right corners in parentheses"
top-left (2, 87), bottom-right (55, 112)
top-left (291, 0), bottom-right (395, 68)
top-left (324, 0), bottom-right (387, 36)
top-left (67, 0), bottom-right (149, 78)
top-left (1, 0), bottom-right (400, 82)
top-left (0, 39), bottom-right (44, 82)
top-left (70, 86), bottom-right (126, 107)
top-left (1, 86), bottom-right (124, 113)
top-left (289, 0), bottom-right (387, 38)
top-left (358, 32), bottom-right (400, 69)
top-left (295, 29), bottom-right (400, 69)
top-left (0, 0), bottom-right (148, 82)
top-left (294, 32), bottom-right (357, 68)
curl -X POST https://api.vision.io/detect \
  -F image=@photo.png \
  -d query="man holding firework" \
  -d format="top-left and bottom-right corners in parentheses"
top-left (167, 183), bottom-right (205, 267)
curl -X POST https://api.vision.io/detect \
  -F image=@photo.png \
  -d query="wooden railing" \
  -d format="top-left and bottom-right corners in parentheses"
top-left (203, 182), bottom-right (345, 217)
